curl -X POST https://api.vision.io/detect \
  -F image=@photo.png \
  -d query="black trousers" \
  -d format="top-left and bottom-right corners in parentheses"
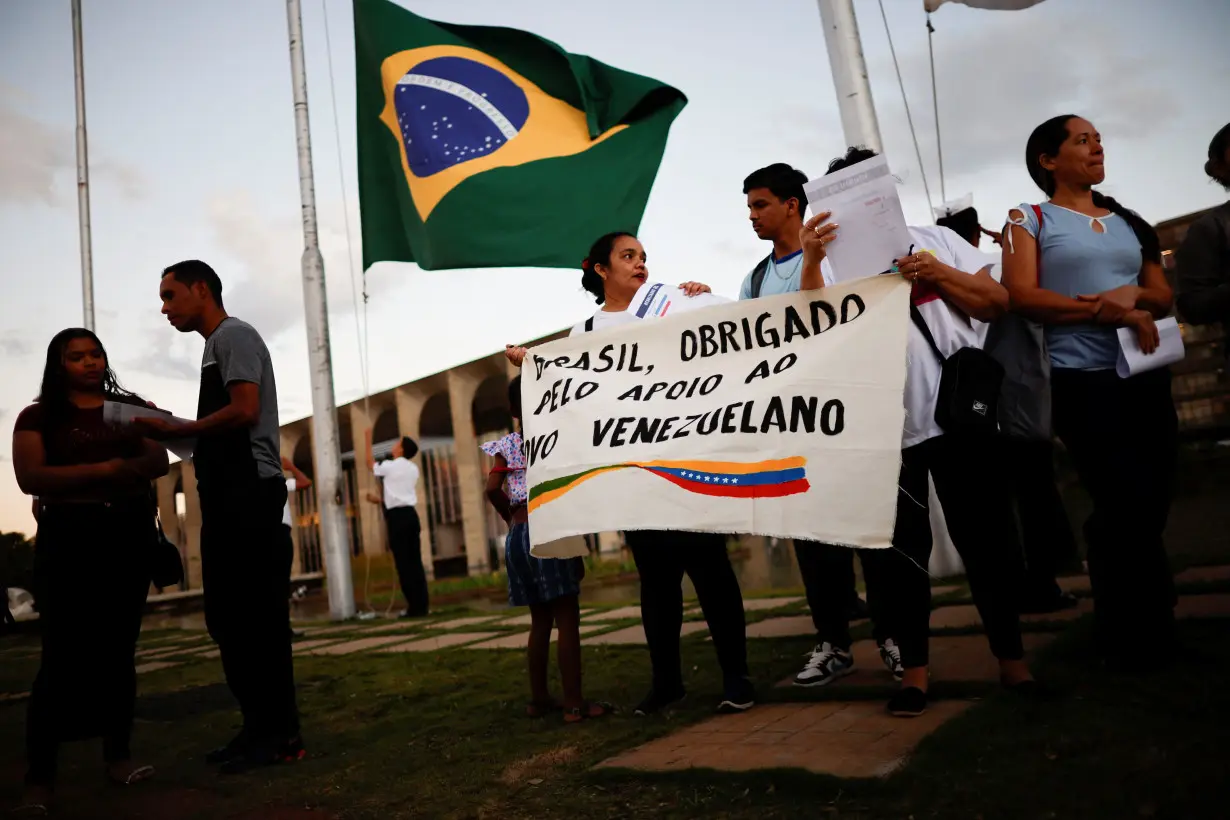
top-left (625, 530), bottom-right (748, 691)
top-left (793, 541), bottom-right (889, 651)
top-left (26, 500), bottom-right (151, 786)
top-left (200, 477), bottom-right (299, 742)
top-left (385, 506), bottom-right (429, 617)
top-left (1002, 437), bottom-right (1079, 600)
top-left (1051, 368), bottom-right (1178, 656)
top-left (868, 434), bottom-right (1026, 668)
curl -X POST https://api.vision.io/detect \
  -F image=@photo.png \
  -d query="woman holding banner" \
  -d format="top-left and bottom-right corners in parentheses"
top-left (505, 232), bottom-right (755, 716)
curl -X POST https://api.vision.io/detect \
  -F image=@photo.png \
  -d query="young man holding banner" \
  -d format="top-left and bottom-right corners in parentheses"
top-left (740, 163), bottom-right (901, 688)
top-left (798, 148), bottom-right (1036, 717)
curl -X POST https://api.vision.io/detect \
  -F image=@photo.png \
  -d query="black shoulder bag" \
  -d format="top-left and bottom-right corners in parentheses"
top-left (748, 255), bottom-right (772, 299)
top-left (147, 487), bottom-right (184, 591)
top-left (909, 303), bottom-right (1004, 436)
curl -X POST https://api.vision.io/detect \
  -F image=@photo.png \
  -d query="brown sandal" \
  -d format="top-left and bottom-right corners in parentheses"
top-left (563, 701), bottom-right (614, 723)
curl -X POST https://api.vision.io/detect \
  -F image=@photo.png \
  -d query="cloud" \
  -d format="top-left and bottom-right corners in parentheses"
top-left (867, 11), bottom-right (1181, 183)
top-left (124, 330), bottom-right (200, 381)
top-left (0, 88), bottom-right (146, 206)
top-left (202, 190), bottom-right (397, 340)
top-left (120, 190), bottom-right (394, 380)
top-left (0, 333), bottom-right (32, 358)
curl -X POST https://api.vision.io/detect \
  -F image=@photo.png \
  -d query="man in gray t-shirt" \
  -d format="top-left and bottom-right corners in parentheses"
top-left (141, 259), bottom-right (303, 773)
top-left (195, 317), bottom-right (283, 486)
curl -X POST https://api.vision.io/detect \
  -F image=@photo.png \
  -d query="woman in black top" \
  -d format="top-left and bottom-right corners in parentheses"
top-left (11, 329), bottom-right (169, 811)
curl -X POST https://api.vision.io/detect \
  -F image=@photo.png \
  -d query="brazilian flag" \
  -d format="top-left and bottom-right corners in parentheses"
top-left (354, 0), bottom-right (688, 271)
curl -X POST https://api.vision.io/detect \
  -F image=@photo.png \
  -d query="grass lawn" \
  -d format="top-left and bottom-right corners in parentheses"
top-left (1, 606), bottom-right (1229, 819)
top-left (1, 446), bottom-right (1227, 818)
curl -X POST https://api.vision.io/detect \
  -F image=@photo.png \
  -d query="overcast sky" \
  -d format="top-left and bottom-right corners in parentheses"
top-left (2, 0), bottom-right (1228, 534)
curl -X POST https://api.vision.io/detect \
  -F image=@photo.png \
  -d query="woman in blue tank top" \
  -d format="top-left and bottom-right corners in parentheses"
top-left (1001, 115), bottom-right (1178, 669)
top-left (998, 113), bottom-right (1180, 668)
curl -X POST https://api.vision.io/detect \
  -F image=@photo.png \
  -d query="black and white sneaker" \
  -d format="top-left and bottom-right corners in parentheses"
top-left (633, 686), bottom-right (686, 716)
top-left (717, 678), bottom-right (757, 714)
top-left (879, 639), bottom-right (904, 681)
top-left (793, 642), bottom-right (855, 688)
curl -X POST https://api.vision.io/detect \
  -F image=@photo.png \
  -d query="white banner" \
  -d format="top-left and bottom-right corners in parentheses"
top-left (521, 275), bottom-right (912, 556)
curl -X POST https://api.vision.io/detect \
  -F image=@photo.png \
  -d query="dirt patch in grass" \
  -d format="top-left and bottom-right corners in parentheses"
top-left (499, 744), bottom-right (580, 786)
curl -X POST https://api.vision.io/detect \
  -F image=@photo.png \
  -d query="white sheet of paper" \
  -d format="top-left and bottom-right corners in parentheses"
top-left (625, 282), bottom-right (731, 320)
top-left (802, 154), bottom-right (912, 283)
top-left (103, 401), bottom-right (197, 461)
top-left (1116, 317), bottom-right (1185, 378)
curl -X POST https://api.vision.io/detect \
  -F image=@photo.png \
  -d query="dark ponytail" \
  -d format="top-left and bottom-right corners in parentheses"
top-left (580, 231), bottom-right (635, 305)
top-left (1025, 114), bottom-right (1160, 264)
top-left (1090, 191), bottom-right (1161, 264)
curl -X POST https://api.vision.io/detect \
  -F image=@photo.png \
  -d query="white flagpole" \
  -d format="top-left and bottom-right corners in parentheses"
top-left (817, 0), bottom-right (964, 577)
top-left (71, 0), bottom-right (95, 331)
top-left (285, 0), bottom-right (356, 620)
top-left (817, 0), bottom-right (884, 153)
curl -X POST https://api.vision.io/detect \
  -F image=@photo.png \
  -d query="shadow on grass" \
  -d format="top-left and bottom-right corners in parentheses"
top-left (135, 682), bottom-right (235, 723)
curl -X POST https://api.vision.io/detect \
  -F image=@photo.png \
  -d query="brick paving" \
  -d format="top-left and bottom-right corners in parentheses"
top-left (1175, 593), bottom-right (1230, 619)
top-left (376, 632), bottom-right (502, 652)
top-left (588, 606), bottom-right (643, 622)
top-left (1174, 564), bottom-right (1230, 585)
top-left (464, 624), bottom-right (609, 650)
top-left (587, 620), bottom-right (709, 646)
top-left (1058, 574), bottom-right (1093, 594)
top-left (929, 598), bottom-right (1093, 630)
top-left (741, 597), bottom-right (803, 612)
top-left (429, 615), bottom-right (502, 631)
top-left (596, 700), bottom-right (974, 778)
top-left (135, 661), bottom-right (182, 675)
top-left (292, 638), bottom-right (347, 654)
top-left (307, 635), bottom-right (418, 656)
top-left (361, 621), bottom-right (426, 635)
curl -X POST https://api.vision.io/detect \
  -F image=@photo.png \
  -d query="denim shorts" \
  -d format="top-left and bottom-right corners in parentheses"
top-left (504, 522), bottom-right (583, 607)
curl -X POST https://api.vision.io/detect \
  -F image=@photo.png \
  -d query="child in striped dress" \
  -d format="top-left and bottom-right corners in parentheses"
top-left (482, 376), bottom-right (610, 723)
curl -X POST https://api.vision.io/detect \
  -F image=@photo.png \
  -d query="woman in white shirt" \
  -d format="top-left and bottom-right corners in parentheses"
top-left (803, 148), bottom-right (1036, 718)
top-left (506, 232), bottom-right (755, 717)
top-left (364, 431), bottom-right (428, 618)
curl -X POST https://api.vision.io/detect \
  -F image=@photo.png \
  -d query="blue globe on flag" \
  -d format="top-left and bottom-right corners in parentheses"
top-left (393, 57), bottom-right (530, 178)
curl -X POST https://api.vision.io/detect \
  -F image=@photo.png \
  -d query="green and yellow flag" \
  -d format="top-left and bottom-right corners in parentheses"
top-left (354, 0), bottom-right (687, 271)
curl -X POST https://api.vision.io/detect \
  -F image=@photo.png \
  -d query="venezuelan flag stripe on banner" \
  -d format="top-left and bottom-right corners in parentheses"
top-left (528, 458), bottom-right (810, 513)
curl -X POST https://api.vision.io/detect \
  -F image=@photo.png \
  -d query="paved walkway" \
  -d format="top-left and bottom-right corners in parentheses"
top-left (595, 567), bottom-right (1230, 779)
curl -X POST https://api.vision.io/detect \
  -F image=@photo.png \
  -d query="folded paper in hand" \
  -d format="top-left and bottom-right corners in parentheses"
top-left (802, 154), bottom-right (912, 283)
top-left (103, 401), bottom-right (196, 461)
top-left (1116, 317), bottom-right (1185, 378)
top-left (626, 282), bottom-right (730, 320)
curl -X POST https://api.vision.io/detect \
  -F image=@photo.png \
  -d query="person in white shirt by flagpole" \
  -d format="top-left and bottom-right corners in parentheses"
top-left (364, 430), bottom-right (429, 618)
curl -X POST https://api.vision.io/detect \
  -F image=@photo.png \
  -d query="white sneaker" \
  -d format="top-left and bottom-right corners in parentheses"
top-left (879, 639), bottom-right (904, 681)
top-left (793, 642), bottom-right (855, 687)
